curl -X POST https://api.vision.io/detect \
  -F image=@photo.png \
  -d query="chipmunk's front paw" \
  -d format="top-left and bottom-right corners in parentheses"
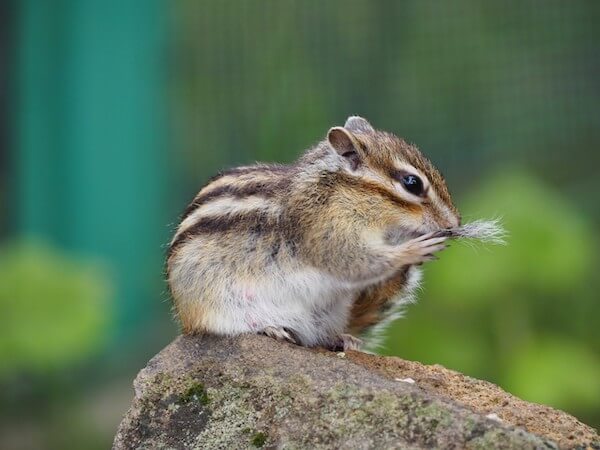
top-left (330, 333), bottom-right (363, 352)
top-left (399, 232), bottom-right (448, 265)
top-left (260, 326), bottom-right (297, 344)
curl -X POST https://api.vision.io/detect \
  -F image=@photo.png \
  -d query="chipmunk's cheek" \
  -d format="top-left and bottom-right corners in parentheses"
top-left (383, 225), bottom-right (418, 246)
top-left (403, 209), bottom-right (425, 232)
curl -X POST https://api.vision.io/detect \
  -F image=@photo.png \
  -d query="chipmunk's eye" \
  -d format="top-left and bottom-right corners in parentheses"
top-left (401, 174), bottom-right (424, 196)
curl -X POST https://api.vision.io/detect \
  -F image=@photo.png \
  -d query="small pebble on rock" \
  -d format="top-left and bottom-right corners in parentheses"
top-left (395, 377), bottom-right (416, 384)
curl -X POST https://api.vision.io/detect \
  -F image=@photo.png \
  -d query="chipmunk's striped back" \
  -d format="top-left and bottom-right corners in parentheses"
top-left (168, 164), bottom-right (294, 261)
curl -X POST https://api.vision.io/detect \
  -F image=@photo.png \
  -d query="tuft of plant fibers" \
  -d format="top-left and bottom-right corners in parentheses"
top-left (432, 219), bottom-right (506, 244)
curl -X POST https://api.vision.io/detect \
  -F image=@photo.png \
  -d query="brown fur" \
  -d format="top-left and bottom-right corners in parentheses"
top-left (177, 300), bottom-right (208, 334)
top-left (348, 267), bottom-right (410, 334)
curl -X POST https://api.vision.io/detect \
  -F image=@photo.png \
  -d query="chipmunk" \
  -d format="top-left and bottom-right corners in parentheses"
top-left (167, 116), bottom-right (460, 351)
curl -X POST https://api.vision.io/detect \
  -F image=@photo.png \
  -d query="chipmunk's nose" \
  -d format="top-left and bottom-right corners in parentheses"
top-left (431, 204), bottom-right (460, 229)
top-left (442, 214), bottom-right (460, 229)
top-left (440, 209), bottom-right (460, 229)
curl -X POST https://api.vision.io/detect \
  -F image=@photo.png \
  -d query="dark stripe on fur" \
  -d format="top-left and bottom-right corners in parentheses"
top-left (168, 210), bottom-right (280, 260)
top-left (327, 172), bottom-right (419, 211)
top-left (180, 176), bottom-right (291, 221)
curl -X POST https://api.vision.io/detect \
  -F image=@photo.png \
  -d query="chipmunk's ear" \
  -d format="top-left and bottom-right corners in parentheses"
top-left (328, 127), bottom-right (361, 170)
top-left (344, 116), bottom-right (374, 133)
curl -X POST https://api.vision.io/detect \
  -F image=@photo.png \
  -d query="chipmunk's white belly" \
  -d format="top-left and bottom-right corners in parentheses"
top-left (200, 267), bottom-right (357, 346)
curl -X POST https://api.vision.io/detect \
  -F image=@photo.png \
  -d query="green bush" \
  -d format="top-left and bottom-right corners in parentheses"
top-left (0, 240), bottom-right (112, 377)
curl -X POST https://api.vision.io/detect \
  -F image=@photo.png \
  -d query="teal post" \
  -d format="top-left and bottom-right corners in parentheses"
top-left (15, 1), bottom-right (170, 339)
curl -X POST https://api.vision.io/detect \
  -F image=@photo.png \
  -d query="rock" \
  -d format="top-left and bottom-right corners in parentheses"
top-left (113, 334), bottom-right (598, 449)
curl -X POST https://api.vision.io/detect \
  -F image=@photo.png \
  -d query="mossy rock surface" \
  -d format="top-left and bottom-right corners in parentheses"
top-left (113, 334), bottom-right (598, 449)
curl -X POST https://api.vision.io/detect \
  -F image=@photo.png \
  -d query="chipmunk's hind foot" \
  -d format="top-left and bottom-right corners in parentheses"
top-left (330, 333), bottom-right (363, 352)
top-left (260, 326), bottom-right (298, 345)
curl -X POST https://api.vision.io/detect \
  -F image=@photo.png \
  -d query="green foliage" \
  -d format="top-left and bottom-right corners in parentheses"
top-left (250, 431), bottom-right (267, 448)
top-left (428, 169), bottom-right (593, 304)
top-left (179, 382), bottom-right (209, 405)
top-left (505, 337), bottom-right (600, 411)
top-left (0, 240), bottom-right (112, 377)
top-left (382, 170), bottom-right (600, 425)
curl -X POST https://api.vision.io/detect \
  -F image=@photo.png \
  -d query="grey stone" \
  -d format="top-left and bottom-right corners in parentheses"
top-left (113, 334), bottom-right (598, 449)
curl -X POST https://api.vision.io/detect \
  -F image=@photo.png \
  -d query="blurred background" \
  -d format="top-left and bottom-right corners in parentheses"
top-left (1, 1), bottom-right (599, 448)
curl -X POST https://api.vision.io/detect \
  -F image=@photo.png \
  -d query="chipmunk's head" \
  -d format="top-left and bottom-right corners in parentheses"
top-left (327, 116), bottom-right (460, 236)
